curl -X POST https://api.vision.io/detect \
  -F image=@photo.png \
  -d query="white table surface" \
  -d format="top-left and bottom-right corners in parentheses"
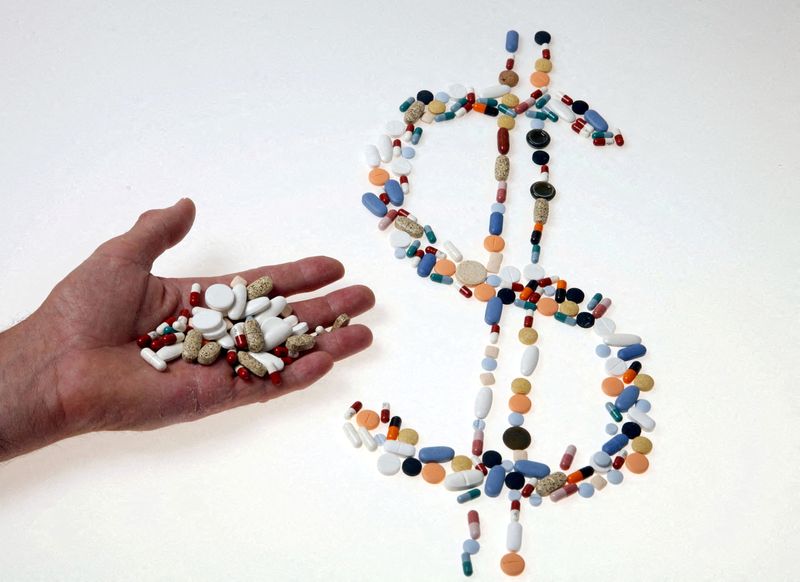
top-left (1, 1), bottom-right (798, 580)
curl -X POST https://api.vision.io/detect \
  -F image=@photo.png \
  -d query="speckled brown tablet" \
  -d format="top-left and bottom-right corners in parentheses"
top-left (285, 333), bottom-right (315, 352)
top-left (244, 319), bottom-right (265, 352)
top-left (403, 100), bottom-right (425, 124)
top-left (535, 471), bottom-right (567, 496)
top-left (394, 216), bottom-right (424, 238)
top-left (181, 329), bottom-right (203, 362)
top-left (498, 70), bottom-right (519, 87)
top-left (534, 198), bottom-right (549, 224)
top-left (238, 351), bottom-right (267, 377)
top-left (332, 313), bottom-right (350, 330)
top-left (495, 155), bottom-right (510, 181)
top-left (197, 341), bottom-right (221, 365)
top-left (246, 276), bottom-right (273, 300)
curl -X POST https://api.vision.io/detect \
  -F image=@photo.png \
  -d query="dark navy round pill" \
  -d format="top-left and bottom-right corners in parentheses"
top-left (526, 129), bottom-right (551, 149)
top-left (402, 457), bottom-right (422, 476)
top-left (576, 312), bottom-right (595, 328)
top-left (497, 288), bottom-right (516, 305)
top-left (572, 100), bottom-right (589, 115)
top-left (530, 181), bottom-right (556, 200)
top-left (531, 151), bottom-right (550, 165)
top-left (416, 90), bottom-right (434, 104)
top-left (621, 422), bottom-right (642, 439)
top-left (534, 31), bottom-right (551, 45)
top-left (566, 288), bottom-right (585, 304)
top-left (505, 471), bottom-right (525, 490)
top-left (482, 450), bottom-right (502, 468)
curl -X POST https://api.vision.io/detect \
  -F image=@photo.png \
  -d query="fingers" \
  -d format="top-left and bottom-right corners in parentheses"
top-left (312, 324), bottom-right (373, 361)
top-left (96, 198), bottom-right (196, 268)
top-left (176, 256), bottom-right (345, 298)
top-left (290, 285), bottom-right (375, 329)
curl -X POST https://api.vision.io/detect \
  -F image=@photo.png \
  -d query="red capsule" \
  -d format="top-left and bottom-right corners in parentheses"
top-left (475, 463), bottom-right (488, 476)
top-left (235, 365), bottom-right (251, 380)
top-left (179, 308), bottom-right (191, 318)
top-left (226, 350), bottom-right (238, 366)
top-left (270, 372), bottom-right (282, 385)
top-left (505, 57), bottom-right (514, 70)
top-left (511, 499), bottom-right (521, 511)
top-left (233, 324), bottom-right (248, 349)
top-left (165, 316), bottom-right (177, 326)
top-left (161, 333), bottom-right (177, 346)
top-left (136, 334), bottom-right (152, 348)
top-left (514, 99), bottom-right (532, 114)
top-left (472, 429), bottom-right (484, 456)
top-left (542, 49), bottom-right (550, 59)
top-left (189, 291), bottom-right (201, 307)
top-left (530, 89), bottom-right (543, 99)
top-left (425, 246), bottom-right (439, 255)
top-left (397, 208), bottom-right (410, 217)
top-left (613, 455), bottom-right (625, 470)
top-left (574, 117), bottom-right (586, 128)
top-left (463, 101), bottom-right (473, 112)
top-left (538, 277), bottom-right (554, 287)
top-left (490, 324), bottom-right (500, 334)
top-left (399, 175), bottom-right (409, 185)
top-left (466, 90), bottom-right (476, 104)
top-left (281, 356), bottom-right (294, 365)
top-left (561, 94), bottom-right (574, 105)
top-left (496, 188), bottom-right (507, 203)
top-left (414, 249), bottom-right (424, 258)
top-left (459, 285), bottom-right (473, 298)
top-left (540, 164), bottom-right (549, 174)
top-left (571, 122), bottom-right (584, 134)
top-left (380, 403), bottom-right (390, 423)
top-left (405, 123), bottom-right (414, 133)
top-left (615, 132), bottom-right (625, 146)
top-left (511, 282), bottom-right (524, 292)
top-left (273, 346), bottom-right (289, 357)
top-left (528, 292), bottom-right (541, 303)
top-left (560, 444), bottom-right (577, 470)
top-left (593, 137), bottom-right (615, 146)
top-left (497, 127), bottom-right (510, 154)
top-left (523, 315), bottom-right (533, 328)
top-left (521, 483), bottom-right (534, 498)
top-left (379, 192), bottom-right (390, 204)
top-left (150, 338), bottom-right (164, 351)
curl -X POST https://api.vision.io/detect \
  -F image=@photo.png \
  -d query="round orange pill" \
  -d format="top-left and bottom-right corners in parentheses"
top-left (483, 235), bottom-right (505, 252)
top-left (500, 553), bottom-right (525, 576)
top-left (509, 394), bottom-right (532, 414)
top-left (355, 409), bottom-right (380, 430)
top-left (625, 452), bottom-right (650, 474)
top-left (474, 283), bottom-right (496, 302)
top-left (434, 258), bottom-right (456, 276)
top-left (368, 168), bottom-right (389, 185)
top-left (530, 71), bottom-right (550, 87)
top-left (601, 376), bottom-right (624, 397)
top-left (536, 297), bottom-right (557, 316)
top-left (421, 462), bottom-right (445, 484)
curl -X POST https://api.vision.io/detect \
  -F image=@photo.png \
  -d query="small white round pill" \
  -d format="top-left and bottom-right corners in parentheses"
top-left (377, 453), bottom-right (402, 476)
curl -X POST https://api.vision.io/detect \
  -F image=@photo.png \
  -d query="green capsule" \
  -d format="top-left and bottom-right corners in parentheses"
top-left (461, 552), bottom-right (473, 577)
top-left (399, 96), bottom-right (414, 112)
top-left (605, 402), bottom-right (623, 422)
top-left (430, 273), bottom-right (454, 285)
top-left (405, 240), bottom-right (420, 258)
top-left (411, 126), bottom-right (423, 145)
top-left (534, 94), bottom-right (551, 109)
top-left (543, 108), bottom-right (558, 122)
top-left (423, 224), bottom-right (437, 243)
top-left (457, 488), bottom-right (481, 504)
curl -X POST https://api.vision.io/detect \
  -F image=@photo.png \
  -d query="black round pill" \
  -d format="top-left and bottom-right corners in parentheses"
top-left (534, 31), bottom-right (551, 45)
top-left (416, 90), bottom-right (434, 104)
top-left (576, 312), bottom-right (595, 328)
top-left (482, 450), bottom-right (502, 468)
top-left (402, 457), bottom-right (422, 476)
top-left (566, 287), bottom-right (585, 304)
top-left (526, 129), bottom-right (551, 149)
top-left (531, 151), bottom-right (550, 166)
top-left (498, 288), bottom-right (516, 305)
top-left (530, 181), bottom-right (556, 200)
top-left (502, 427), bottom-right (532, 450)
top-left (505, 471), bottom-right (525, 490)
top-left (571, 100), bottom-right (589, 115)
top-left (621, 422), bottom-right (642, 439)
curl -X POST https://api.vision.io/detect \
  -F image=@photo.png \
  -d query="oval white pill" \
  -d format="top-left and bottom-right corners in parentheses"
top-left (627, 406), bottom-right (656, 432)
top-left (156, 343), bottom-right (184, 362)
top-left (391, 158), bottom-right (412, 176)
top-left (389, 230), bottom-right (412, 248)
top-left (499, 265), bottom-right (521, 283)
top-left (520, 345), bottom-right (540, 376)
top-left (205, 284), bottom-right (235, 312)
top-left (140, 347), bottom-right (167, 372)
top-left (244, 297), bottom-right (271, 317)
top-left (247, 350), bottom-right (284, 371)
top-left (506, 522), bottom-right (522, 552)
top-left (444, 469), bottom-right (485, 491)
top-left (377, 453), bottom-right (401, 476)
top-left (545, 98), bottom-right (576, 122)
top-left (385, 119), bottom-right (406, 137)
top-left (474, 386), bottom-right (493, 419)
top-left (364, 144), bottom-right (380, 167)
top-left (203, 322), bottom-right (228, 341)
top-left (377, 134), bottom-right (392, 162)
top-left (227, 283), bottom-right (248, 320)
top-left (384, 439), bottom-right (415, 458)
top-left (343, 423), bottom-right (361, 448)
top-left (448, 83), bottom-right (467, 99)
top-left (603, 333), bottom-right (642, 347)
top-left (255, 296), bottom-right (287, 324)
top-left (480, 84), bottom-right (510, 99)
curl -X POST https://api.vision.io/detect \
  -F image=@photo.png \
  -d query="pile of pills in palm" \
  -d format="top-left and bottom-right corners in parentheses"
top-left (350, 30), bottom-right (655, 578)
top-left (137, 275), bottom-right (350, 381)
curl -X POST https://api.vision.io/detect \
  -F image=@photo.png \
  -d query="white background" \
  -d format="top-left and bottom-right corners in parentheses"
top-left (1, 1), bottom-right (798, 580)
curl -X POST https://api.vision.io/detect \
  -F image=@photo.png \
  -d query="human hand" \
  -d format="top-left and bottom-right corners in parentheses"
top-left (0, 198), bottom-right (374, 461)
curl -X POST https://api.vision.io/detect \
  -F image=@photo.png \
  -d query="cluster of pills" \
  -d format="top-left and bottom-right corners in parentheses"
top-left (137, 275), bottom-right (350, 381)
top-left (352, 30), bottom-right (655, 578)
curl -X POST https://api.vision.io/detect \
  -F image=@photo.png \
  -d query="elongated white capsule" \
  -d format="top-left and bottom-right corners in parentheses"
top-left (444, 469), bottom-right (485, 491)
top-left (627, 406), bottom-right (656, 432)
top-left (383, 439), bottom-right (415, 457)
top-left (343, 423), bottom-right (361, 448)
top-left (507, 521), bottom-right (523, 552)
top-left (227, 283), bottom-right (248, 320)
top-left (442, 240), bottom-right (463, 263)
top-left (358, 427), bottom-right (377, 451)
top-left (140, 347), bottom-right (167, 372)
top-left (479, 84), bottom-right (511, 99)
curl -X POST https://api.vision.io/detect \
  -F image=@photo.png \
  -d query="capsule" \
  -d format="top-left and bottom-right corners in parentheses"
top-left (534, 94), bottom-right (551, 109)
top-left (225, 350), bottom-right (238, 366)
top-left (555, 280), bottom-right (567, 303)
top-left (399, 96), bottom-right (415, 112)
top-left (232, 323), bottom-right (248, 349)
top-left (497, 127), bottom-right (510, 154)
top-left (497, 104), bottom-right (516, 117)
top-left (402, 124), bottom-right (413, 142)
top-left (505, 57), bottom-right (514, 70)
top-left (531, 244), bottom-right (540, 263)
top-left (387, 415), bottom-right (402, 440)
top-left (411, 126), bottom-right (423, 145)
top-left (593, 137), bottom-right (615, 146)
top-left (623, 361), bottom-right (642, 384)
top-left (567, 466), bottom-right (595, 484)
top-left (521, 483), bottom-right (534, 498)
top-left (515, 97), bottom-right (535, 114)
top-left (472, 429), bottom-right (485, 456)
top-left (591, 130), bottom-right (613, 139)
top-left (405, 240), bottom-right (421, 258)
top-left (468, 510), bottom-right (481, 539)
top-left (461, 552), bottom-right (473, 577)
top-left (459, 285), bottom-right (473, 298)
top-left (606, 402), bottom-right (623, 421)
top-left (422, 225), bottom-right (437, 244)
top-left (435, 112), bottom-right (455, 122)
top-left (380, 402), bottom-right (390, 423)
top-left (587, 292), bottom-right (603, 310)
top-left (136, 333), bottom-right (152, 348)
top-left (344, 401), bottom-right (363, 420)
top-left (592, 297), bottom-right (612, 318)
top-left (457, 488), bottom-right (482, 504)
top-left (189, 282), bottom-right (201, 307)
top-left (560, 445), bottom-right (576, 470)
top-left (612, 453), bottom-right (627, 469)
top-left (234, 364), bottom-right (251, 380)
top-left (554, 312), bottom-right (576, 326)
top-left (561, 93), bottom-right (574, 105)
top-left (551, 482), bottom-right (579, 502)
top-left (614, 130), bottom-right (625, 146)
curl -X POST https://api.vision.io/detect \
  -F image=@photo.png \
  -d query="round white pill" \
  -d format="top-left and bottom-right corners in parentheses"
top-left (593, 318), bottom-right (617, 337)
top-left (522, 263), bottom-right (545, 281)
top-left (448, 83), bottom-right (467, 99)
top-left (389, 230), bottom-right (412, 248)
top-left (190, 308), bottom-right (223, 332)
top-left (500, 266), bottom-right (521, 283)
top-left (204, 284), bottom-right (235, 312)
top-left (604, 357), bottom-right (627, 376)
top-left (377, 453), bottom-right (401, 476)
top-left (391, 158), bottom-right (412, 176)
top-left (385, 120), bottom-right (406, 137)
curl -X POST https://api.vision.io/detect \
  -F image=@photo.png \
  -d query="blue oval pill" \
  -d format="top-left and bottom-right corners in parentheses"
top-left (506, 30), bottom-right (519, 53)
top-left (578, 483), bottom-right (595, 498)
top-left (513, 460), bottom-right (551, 479)
top-left (592, 451), bottom-right (612, 468)
top-left (417, 252), bottom-right (436, 278)
top-left (384, 179), bottom-right (404, 206)
top-left (484, 296), bottom-right (503, 325)
top-left (435, 91), bottom-right (450, 103)
top-left (418, 446), bottom-right (455, 463)
top-left (489, 211), bottom-right (504, 235)
top-left (394, 247), bottom-right (406, 259)
top-left (615, 386), bottom-right (640, 412)
top-left (636, 399), bottom-right (651, 413)
top-left (463, 539), bottom-right (480, 555)
top-left (481, 357), bottom-right (497, 371)
top-left (485, 465), bottom-right (506, 498)
top-left (361, 192), bottom-right (387, 217)
top-left (607, 470), bottom-right (624, 485)
top-left (618, 343), bottom-right (646, 361)
top-left (508, 412), bottom-right (524, 426)
top-left (602, 434), bottom-right (629, 456)
top-left (584, 109), bottom-right (609, 132)
top-left (486, 275), bottom-right (502, 287)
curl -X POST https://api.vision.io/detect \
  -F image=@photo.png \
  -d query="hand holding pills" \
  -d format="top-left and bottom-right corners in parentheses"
top-left (0, 198), bottom-right (374, 461)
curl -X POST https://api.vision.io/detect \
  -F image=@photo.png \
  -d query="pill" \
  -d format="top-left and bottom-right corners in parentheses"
top-left (636, 399), bottom-right (652, 413)
top-left (584, 109), bottom-right (609, 132)
top-left (605, 423), bottom-right (618, 435)
top-left (505, 29), bottom-right (519, 52)
top-left (595, 344), bottom-right (611, 357)
top-left (514, 460), bottom-right (550, 479)
top-left (364, 144), bottom-right (381, 167)
top-left (615, 386), bottom-right (640, 412)
top-left (484, 296), bottom-right (503, 324)
top-left (190, 307), bottom-right (224, 333)
top-left (397, 428), bottom-right (419, 445)
top-left (452, 455), bottom-right (474, 472)
top-left (590, 474), bottom-right (608, 490)
top-left (503, 427), bottom-right (531, 450)
top-left (419, 446), bottom-right (455, 463)
top-left (402, 457), bottom-right (422, 476)
top-left (358, 427), bottom-right (377, 451)
top-left (380, 402), bottom-right (390, 423)
top-left (376, 134), bottom-right (392, 162)
top-left (578, 483), bottom-right (595, 498)
top-left (602, 434), bottom-right (629, 456)
top-left (632, 436), bottom-right (653, 454)
top-left (140, 347), bottom-right (167, 371)
top-left (592, 451), bottom-right (612, 468)
top-left (627, 406), bottom-right (656, 432)
top-left (356, 409), bottom-right (380, 430)
top-left (468, 510), bottom-right (481, 539)
top-left (384, 179), bottom-right (404, 206)
top-left (343, 422), bottom-right (361, 448)
top-left (605, 357), bottom-right (627, 376)
top-left (618, 343), bottom-right (647, 361)
top-left (181, 329), bottom-right (203, 362)
top-left (484, 465), bottom-right (506, 497)
top-left (377, 453), bottom-right (401, 476)
top-left (474, 386), bottom-right (493, 419)
top-left (196, 342), bottom-right (221, 365)
top-left (529, 494), bottom-right (542, 507)
top-left (384, 439), bottom-right (415, 457)
top-left (520, 345), bottom-right (539, 375)
top-left (621, 421), bottom-right (642, 439)
top-left (421, 462), bottom-right (446, 484)
top-left (417, 253), bottom-right (436, 277)
top-left (566, 466), bottom-right (594, 484)
top-left (500, 553), bottom-right (525, 576)
top-left (626, 452), bottom-right (650, 473)
top-left (607, 470), bottom-right (624, 485)
top-left (506, 521), bottom-right (523, 552)
top-left (560, 445), bottom-right (576, 470)
top-left (603, 333), bottom-right (642, 347)
top-left (593, 318), bottom-right (616, 336)
top-left (634, 373), bottom-right (655, 391)
top-left (445, 469), bottom-right (485, 491)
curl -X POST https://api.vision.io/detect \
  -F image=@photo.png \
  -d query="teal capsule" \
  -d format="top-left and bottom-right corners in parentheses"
top-left (592, 130), bottom-right (613, 139)
top-left (457, 488), bottom-right (481, 504)
top-left (399, 96), bottom-right (414, 112)
top-left (497, 104), bottom-right (517, 118)
top-left (605, 402), bottom-right (623, 422)
top-left (423, 224), bottom-right (437, 243)
top-left (435, 112), bottom-right (456, 122)
top-left (477, 98), bottom-right (498, 106)
top-left (526, 110), bottom-right (548, 120)
top-left (461, 552), bottom-right (473, 577)
top-left (554, 312), bottom-right (577, 326)
top-left (587, 293), bottom-right (603, 310)
top-left (542, 108), bottom-right (558, 122)
top-left (430, 273), bottom-right (454, 285)
top-left (535, 94), bottom-right (551, 109)
top-left (522, 301), bottom-right (537, 311)
top-left (162, 326), bottom-right (176, 334)
top-left (450, 97), bottom-right (468, 112)
top-left (531, 244), bottom-right (541, 263)
top-left (411, 126), bottom-right (423, 145)
top-left (405, 240), bottom-right (421, 258)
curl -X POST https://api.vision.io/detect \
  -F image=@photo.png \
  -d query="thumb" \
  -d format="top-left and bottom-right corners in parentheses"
top-left (99, 198), bottom-right (196, 268)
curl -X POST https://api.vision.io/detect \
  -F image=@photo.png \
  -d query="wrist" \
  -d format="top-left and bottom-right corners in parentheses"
top-left (0, 313), bottom-right (70, 461)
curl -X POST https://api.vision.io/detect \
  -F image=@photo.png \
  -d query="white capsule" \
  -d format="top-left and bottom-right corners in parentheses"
top-left (480, 84), bottom-right (510, 99)
top-left (227, 283), bottom-right (248, 320)
top-left (444, 469), bottom-right (485, 491)
top-left (603, 333), bottom-right (642, 347)
top-left (191, 282), bottom-right (201, 294)
top-left (140, 347), bottom-right (167, 372)
top-left (383, 439), bottom-right (415, 458)
top-left (506, 522), bottom-right (523, 552)
top-left (358, 427), bottom-right (377, 451)
top-left (627, 406), bottom-right (656, 432)
top-left (392, 142), bottom-right (401, 158)
top-left (377, 134), bottom-right (392, 162)
top-left (442, 240), bottom-right (463, 263)
top-left (156, 343), bottom-right (184, 362)
top-left (343, 423), bottom-right (361, 448)
top-left (474, 387), bottom-right (493, 419)
top-left (520, 346), bottom-right (540, 376)
top-left (173, 315), bottom-right (188, 332)
top-left (291, 322), bottom-right (309, 335)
